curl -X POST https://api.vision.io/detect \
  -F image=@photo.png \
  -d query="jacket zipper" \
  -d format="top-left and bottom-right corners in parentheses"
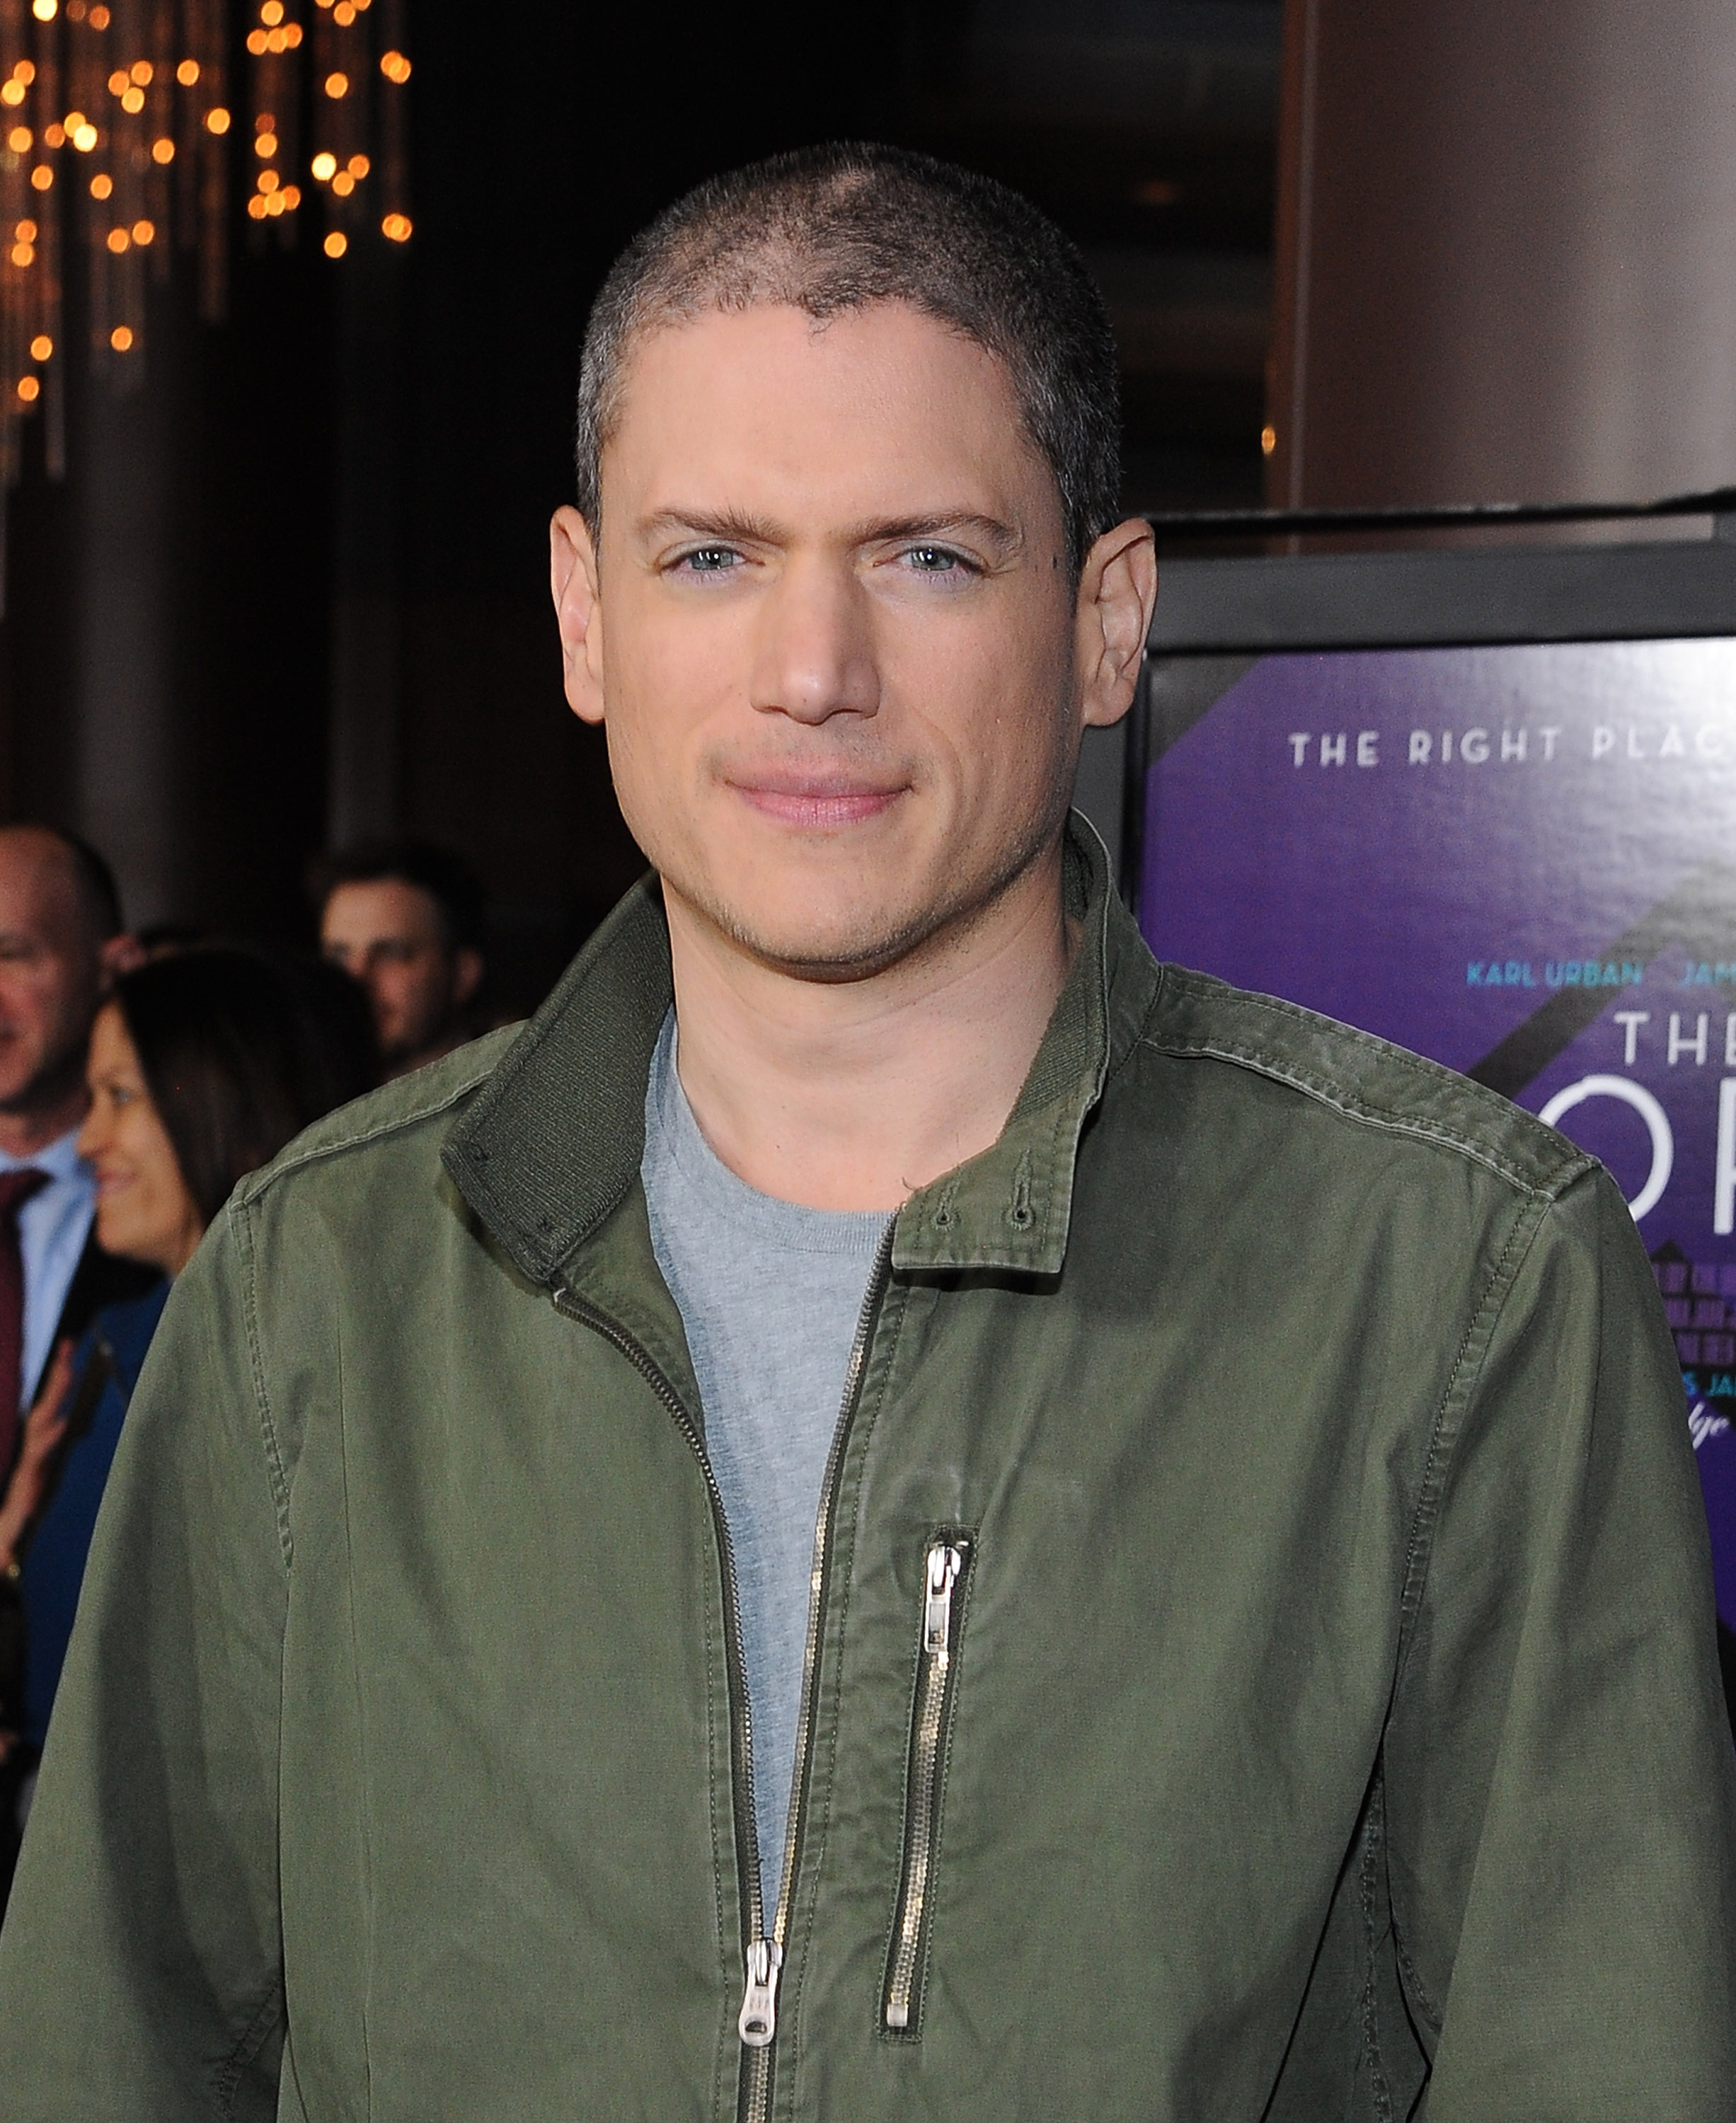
top-left (883, 1538), bottom-right (968, 2033)
top-left (749, 1221), bottom-right (895, 2114)
top-left (556, 1216), bottom-right (895, 2123)
top-left (549, 1287), bottom-right (771, 2110)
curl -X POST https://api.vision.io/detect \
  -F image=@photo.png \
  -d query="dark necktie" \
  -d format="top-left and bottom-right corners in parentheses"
top-left (0, 1168), bottom-right (51, 1478)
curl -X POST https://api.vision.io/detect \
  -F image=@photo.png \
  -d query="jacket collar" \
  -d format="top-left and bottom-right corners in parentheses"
top-left (442, 813), bottom-right (1160, 1286)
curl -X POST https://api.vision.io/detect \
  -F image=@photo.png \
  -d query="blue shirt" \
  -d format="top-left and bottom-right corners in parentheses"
top-left (0, 1129), bottom-right (96, 1410)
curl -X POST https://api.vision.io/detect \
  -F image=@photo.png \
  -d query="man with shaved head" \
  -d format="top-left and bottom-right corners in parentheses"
top-left (2, 147), bottom-right (1734, 2120)
top-left (0, 827), bottom-right (152, 1897)
top-left (0, 828), bottom-right (132, 1153)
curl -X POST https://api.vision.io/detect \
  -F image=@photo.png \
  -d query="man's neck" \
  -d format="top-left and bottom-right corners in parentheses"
top-left (666, 848), bottom-right (1074, 1214)
top-left (0, 1085), bottom-right (86, 1163)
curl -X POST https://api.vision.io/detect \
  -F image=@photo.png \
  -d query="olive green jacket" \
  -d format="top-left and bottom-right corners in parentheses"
top-left (1, 826), bottom-right (1732, 2120)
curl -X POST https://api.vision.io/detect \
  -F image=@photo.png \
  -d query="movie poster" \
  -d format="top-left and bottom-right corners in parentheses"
top-left (1139, 640), bottom-right (1736, 1655)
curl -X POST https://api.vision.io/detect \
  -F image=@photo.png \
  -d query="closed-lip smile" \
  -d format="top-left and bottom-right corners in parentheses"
top-left (728, 769), bottom-right (907, 829)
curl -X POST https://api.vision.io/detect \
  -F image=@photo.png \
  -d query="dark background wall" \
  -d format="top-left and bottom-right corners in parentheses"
top-left (1267, 0), bottom-right (1736, 513)
top-left (0, 0), bottom-right (1281, 1012)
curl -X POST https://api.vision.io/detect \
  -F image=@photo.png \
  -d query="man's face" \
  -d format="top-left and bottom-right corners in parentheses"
top-left (321, 879), bottom-right (469, 1064)
top-left (552, 301), bottom-right (1149, 979)
top-left (0, 830), bottom-right (107, 1117)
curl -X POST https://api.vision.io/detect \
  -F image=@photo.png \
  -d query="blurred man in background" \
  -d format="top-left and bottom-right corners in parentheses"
top-left (314, 840), bottom-right (486, 1078)
top-left (0, 825), bottom-right (154, 1896)
top-left (0, 827), bottom-right (153, 1410)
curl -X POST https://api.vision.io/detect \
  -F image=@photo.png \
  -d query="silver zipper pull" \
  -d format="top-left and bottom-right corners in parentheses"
top-left (923, 1543), bottom-right (963, 1655)
top-left (738, 1936), bottom-right (783, 2048)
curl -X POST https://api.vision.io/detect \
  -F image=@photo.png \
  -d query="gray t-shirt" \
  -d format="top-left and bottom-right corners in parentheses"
top-left (641, 1016), bottom-right (886, 1915)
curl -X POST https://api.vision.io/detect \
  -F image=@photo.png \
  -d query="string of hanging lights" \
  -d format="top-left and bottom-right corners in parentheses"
top-left (0, 0), bottom-right (410, 578)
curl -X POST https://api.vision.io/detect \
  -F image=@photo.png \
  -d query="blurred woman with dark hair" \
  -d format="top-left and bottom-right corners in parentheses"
top-left (0, 950), bottom-right (374, 1785)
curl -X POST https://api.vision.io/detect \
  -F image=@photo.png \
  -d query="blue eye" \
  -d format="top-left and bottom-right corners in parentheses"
top-left (905, 546), bottom-right (968, 575)
top-left (677, 546), bottom-right (740, 574)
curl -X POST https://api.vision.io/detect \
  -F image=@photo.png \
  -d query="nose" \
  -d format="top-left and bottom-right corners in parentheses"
top-left (748, 553), bottom-right (881, 726)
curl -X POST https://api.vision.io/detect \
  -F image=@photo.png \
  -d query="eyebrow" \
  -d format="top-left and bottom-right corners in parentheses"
top-left (636, 507), bottom-right (1025, 562)
top-left (637, 506), bottom-right (784, 548)
top-left (860, 512), bottom-right (1025, 561)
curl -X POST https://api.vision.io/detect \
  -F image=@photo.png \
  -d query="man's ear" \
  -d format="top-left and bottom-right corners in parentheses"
top-left (551, 505), bottom-right (606, 726)
top-left (98, 933), bottom-right (146, 989)
top-left (452, 947), bottom-right (484, 1011)
top-left (1075, 518), bottom-right (1158, 730)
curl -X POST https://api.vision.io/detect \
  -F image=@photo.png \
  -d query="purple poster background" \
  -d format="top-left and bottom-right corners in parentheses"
top-left (1141, 640), bottom-right (1736, 1632)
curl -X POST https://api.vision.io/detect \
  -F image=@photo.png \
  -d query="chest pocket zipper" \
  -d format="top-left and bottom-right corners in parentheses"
top-left (883, 1536), bottom-right (972, 2035)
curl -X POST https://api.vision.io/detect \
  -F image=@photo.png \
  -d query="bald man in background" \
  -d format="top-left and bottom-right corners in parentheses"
top-left (0, 827), bottom-right (156, 1900)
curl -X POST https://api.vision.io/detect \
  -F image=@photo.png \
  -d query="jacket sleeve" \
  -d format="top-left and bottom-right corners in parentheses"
top-left (1384, 1165), bottom-right (1736, 2119)
top-left (0, 1208), bottom-right (288, 2119)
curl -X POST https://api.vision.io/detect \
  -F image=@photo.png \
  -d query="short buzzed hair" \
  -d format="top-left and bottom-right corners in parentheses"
top-left (575, 143), bottom-right (1122, 572)
top-left (309, 839), bottom-right (487, 954)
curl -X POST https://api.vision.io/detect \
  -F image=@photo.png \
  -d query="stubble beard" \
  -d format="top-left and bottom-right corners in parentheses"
top-left (664, 778), bottom-right (1075, 987)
